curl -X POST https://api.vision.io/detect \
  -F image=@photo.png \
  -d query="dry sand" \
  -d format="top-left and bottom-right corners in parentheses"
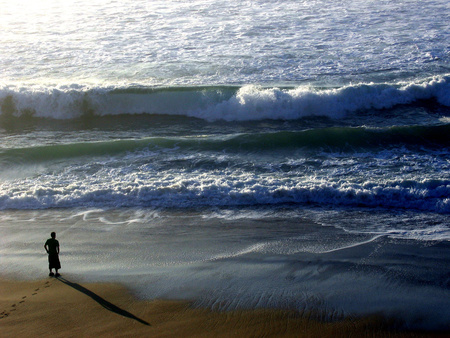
top-left (0, 277), bottom-right (446, 337)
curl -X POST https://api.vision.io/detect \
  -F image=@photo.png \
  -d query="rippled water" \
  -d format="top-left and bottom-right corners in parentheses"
top-left (1, 0), bottom-right (448, 86)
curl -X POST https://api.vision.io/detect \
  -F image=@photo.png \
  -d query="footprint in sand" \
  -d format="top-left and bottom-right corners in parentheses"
top-left (1, 282), bottom-right (53, 319)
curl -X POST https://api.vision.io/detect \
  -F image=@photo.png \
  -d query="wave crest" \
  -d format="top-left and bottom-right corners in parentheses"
top-left (1, 75), bottom-right (449, 121)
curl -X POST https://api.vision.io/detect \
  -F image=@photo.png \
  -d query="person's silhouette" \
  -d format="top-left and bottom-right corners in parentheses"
top-left (44, 232), bottom-right (61, 277)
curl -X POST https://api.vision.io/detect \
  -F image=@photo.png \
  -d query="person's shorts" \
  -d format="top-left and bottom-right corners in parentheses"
top-left (48, 254), bottom-right (61, 270)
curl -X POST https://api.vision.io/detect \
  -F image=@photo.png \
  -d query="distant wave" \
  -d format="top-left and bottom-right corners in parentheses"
top-left (1, 75), bottom-right (449, 121)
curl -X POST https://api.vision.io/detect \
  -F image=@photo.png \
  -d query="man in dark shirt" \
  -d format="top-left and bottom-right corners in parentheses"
top-left (44, 232), bottom-right (61, 277)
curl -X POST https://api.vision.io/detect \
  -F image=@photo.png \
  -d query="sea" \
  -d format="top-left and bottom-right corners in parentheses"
top-left (1, 0), bottom-right (449, 330)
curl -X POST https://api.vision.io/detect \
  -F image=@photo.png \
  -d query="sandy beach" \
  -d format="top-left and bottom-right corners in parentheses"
top-left (0, 277), bottom-right (447, 338)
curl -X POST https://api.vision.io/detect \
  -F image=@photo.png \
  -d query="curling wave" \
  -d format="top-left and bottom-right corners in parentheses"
top-left (1, 75), bottom-right (449, 121)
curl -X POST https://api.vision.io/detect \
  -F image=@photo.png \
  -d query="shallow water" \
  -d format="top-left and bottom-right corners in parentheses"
top-left (1, 208), bottom-right (449, 329)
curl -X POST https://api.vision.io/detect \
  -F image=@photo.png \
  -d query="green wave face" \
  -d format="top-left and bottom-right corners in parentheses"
top-left (1, 124), bottom-right (449, 166)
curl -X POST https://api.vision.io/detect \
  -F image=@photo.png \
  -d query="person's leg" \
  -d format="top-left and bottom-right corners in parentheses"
top-left (55, 269), bottom-right (60, 277)
top-left (49, 255), bottom-right (54, 276)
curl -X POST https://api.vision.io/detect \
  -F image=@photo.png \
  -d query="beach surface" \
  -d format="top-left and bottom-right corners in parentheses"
top-left (1, 277), bottom-right (447, 338)
top-left (1, 209), bottom-right (450, 337)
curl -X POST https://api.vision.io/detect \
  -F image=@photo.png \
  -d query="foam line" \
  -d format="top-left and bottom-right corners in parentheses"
top-left (317, 235), bottom-right (384, 254)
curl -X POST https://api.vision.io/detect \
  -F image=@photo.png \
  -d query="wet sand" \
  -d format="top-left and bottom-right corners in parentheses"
top-left (1, 277), bottom-right (446, 338)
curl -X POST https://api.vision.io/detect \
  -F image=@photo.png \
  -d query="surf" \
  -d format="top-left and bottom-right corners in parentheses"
top-left (1, 75), bottom-right (449, 122)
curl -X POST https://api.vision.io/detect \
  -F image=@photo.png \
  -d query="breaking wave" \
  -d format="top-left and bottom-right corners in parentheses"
top-left (1, 75), bottom-right (449, 121)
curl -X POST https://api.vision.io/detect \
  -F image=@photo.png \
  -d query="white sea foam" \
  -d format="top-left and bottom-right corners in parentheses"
top-left (0, 160), bottom-right (449, 214)
top-left (204, 77), bottom-right (450, 121)
top-left (386, 226), bottom-right (450, 241)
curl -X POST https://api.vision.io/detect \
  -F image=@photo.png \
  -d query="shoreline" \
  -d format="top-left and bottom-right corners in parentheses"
top-left (1, 277), bottom-right (447, 337)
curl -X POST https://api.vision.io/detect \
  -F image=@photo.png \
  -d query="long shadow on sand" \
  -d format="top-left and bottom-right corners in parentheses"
top-left (57, 277), bottom-right (150, 326)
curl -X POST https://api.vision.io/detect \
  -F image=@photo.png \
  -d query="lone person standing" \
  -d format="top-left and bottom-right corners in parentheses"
top-left (44, 232), bottom-right (61, 277)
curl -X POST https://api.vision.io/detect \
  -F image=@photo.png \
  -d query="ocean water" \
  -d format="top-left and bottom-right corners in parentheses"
top-left (1, 0), bottom-right (449, 330)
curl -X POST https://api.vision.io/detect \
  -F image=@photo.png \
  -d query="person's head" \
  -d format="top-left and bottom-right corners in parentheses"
top-left (51, 232), bottom-right (56, 239)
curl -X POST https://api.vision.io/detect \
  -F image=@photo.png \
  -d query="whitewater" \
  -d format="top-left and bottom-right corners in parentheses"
top-left (1, 0), bottom-right (449, 331)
